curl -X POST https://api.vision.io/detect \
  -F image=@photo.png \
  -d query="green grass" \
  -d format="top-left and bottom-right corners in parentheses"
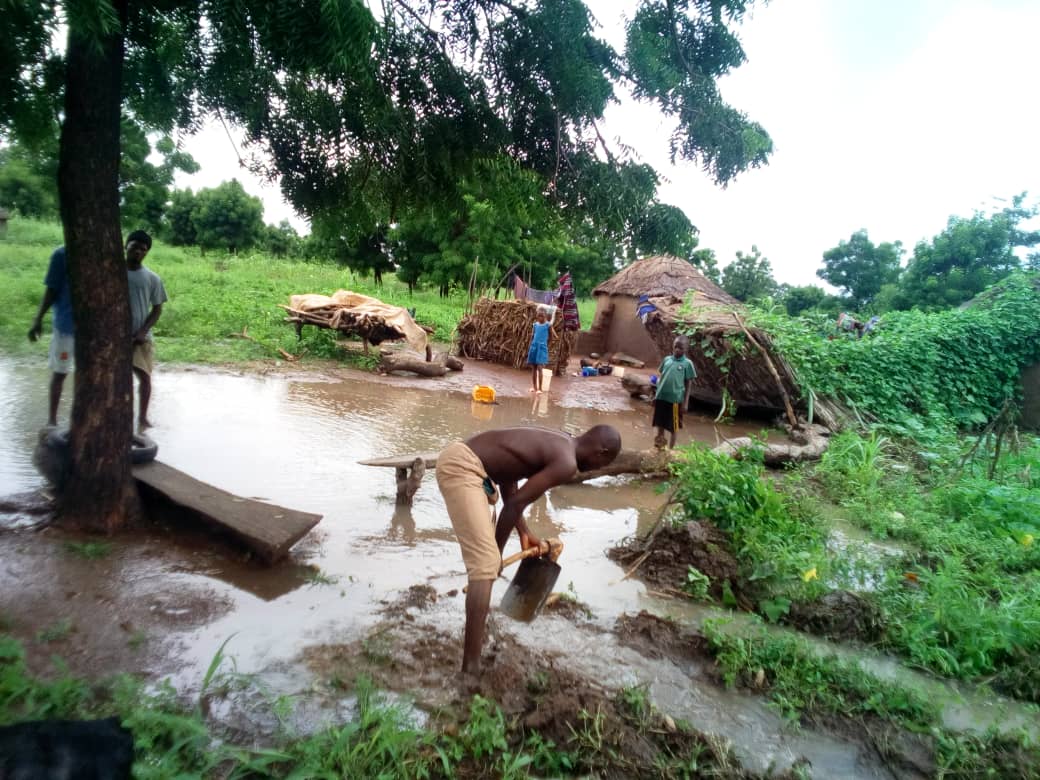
top-left (63, 541), bottom-right (113, 560)
top-left (1, 217), bottom-right (598, 366)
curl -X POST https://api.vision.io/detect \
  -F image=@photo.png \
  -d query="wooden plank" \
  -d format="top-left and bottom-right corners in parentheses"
top-left (132, 460), bottom-right (321, 564)
top-left (359, 452), bottom-right (439, 469)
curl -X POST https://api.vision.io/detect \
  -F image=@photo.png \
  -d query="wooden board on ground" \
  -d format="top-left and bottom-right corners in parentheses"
top-left (132, 460), bottom-right (321, 564)
top-left (359, 452), bottom-right (440, 469)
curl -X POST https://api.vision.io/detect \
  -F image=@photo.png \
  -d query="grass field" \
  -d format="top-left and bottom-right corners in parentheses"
top-left (0, 218), bottom-right (597, 365)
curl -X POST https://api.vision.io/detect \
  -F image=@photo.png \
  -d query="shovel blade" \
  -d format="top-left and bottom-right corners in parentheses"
top-left (499, 557), bottom-right (561, 622)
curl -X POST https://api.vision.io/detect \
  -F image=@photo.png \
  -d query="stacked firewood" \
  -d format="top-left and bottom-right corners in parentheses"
top-left (456, 298), bottom-right (573, 373)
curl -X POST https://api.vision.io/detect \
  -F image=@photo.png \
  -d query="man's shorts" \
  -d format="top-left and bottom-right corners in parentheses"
top-left (48, 331), bottom-right (75, 374)
top-left (652, 399), bottom-right (682, 433)
top-left (133, 341), bottom-right (155, 375)
top-left (436, 441), bottom-right (500, 581)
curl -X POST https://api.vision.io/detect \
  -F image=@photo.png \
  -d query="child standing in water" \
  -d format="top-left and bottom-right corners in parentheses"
top-left (527, 308), bottom-right (551, 393)
top-left (652, 336), bottom-right (696, 448)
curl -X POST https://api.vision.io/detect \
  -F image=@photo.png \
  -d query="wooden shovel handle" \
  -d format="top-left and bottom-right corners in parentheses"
top-left (501, 541), bottom-right (550, 569)
top-left (500, 538), bottom-right (564, 569)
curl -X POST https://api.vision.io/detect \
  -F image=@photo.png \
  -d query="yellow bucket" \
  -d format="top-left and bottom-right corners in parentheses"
top-left (472, 385), bottom-right (496, 404)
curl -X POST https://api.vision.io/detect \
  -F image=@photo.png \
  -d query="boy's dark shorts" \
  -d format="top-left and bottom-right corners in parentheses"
top-left (652, 399), bottom-right (682, 432)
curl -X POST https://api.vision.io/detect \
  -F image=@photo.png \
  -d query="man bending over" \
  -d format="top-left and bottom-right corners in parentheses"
top-left (435, 425), bottom-right (622, 676)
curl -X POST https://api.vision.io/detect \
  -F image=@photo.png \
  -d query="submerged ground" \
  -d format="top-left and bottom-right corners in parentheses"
top-left (1, 354), bottom-right (1037, 778)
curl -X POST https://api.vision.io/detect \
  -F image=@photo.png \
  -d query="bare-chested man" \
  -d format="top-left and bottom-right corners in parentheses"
top-left (435, 425), bottom-right (622, 676)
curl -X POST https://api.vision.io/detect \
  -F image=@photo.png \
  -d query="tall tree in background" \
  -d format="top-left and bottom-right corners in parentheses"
top-left (1, 0), bottom-right (772, 531)
top-left (690, 247), bottom-right (721, 284)
top-left (721, 245), bottom-right (777, 302)
top-left (192, 180), bottom-right (264, 253)
top-left (896, 194), bottom-right (1040, 309)
top-left (818, 229), bottom-right (902, 309)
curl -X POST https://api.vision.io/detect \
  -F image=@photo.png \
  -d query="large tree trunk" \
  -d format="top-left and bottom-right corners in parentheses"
top-left (57, 2), bottom-right (140, 533)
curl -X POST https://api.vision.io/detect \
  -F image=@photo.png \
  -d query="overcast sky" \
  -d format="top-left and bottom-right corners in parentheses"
top-left (174, 0), bottom-right (1040, 287)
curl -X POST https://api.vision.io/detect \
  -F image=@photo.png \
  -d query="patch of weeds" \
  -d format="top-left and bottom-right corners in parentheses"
top-left (361, 628), bottom-right (393, 666)
top-left (63, 541), bottom-right (112, 560)
top-left (36, 618), bottom-right (74, 644)
top-left (127, 630), bottom-right (147, 650)
top-left (618, 684), bottom-right (653, 730)
top-left (670, 441), bottom-right (828, 600)
top-left (682, 566), bottom-right (711, 600)
top-left (704, 621), bottom-right (937, 727)
top-left (302, 566), bottom-right (340, 587)
top-left (523, 731), bottom-right (577, 776)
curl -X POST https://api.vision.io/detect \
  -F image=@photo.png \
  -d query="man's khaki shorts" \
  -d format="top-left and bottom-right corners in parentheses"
top-left (436, 441), bottom-right (499, 581)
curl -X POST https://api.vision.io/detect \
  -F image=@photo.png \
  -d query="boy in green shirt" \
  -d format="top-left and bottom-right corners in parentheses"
top-left (652, 337), bottom-right (696, 448)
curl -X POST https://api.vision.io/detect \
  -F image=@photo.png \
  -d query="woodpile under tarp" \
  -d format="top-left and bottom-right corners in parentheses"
top-left (456, 298), bottom-right (574, 374)
top-left (643, 295), bottom-right (802, 418)
top-left (280, 290), bottom-right (430, 355)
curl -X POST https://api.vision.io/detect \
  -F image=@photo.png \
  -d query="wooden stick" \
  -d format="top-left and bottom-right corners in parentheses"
top-left (732, 312), bottom-right (798, 428)
top-left (619, 551), bottom-right (652, 582)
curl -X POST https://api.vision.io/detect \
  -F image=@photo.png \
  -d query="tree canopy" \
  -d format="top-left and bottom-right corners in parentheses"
top-left (0, 0), bottom-right (774, 528)
top-left (896, 195), bottom-right (1040, 309)
top-left (721, 245), bottom-right (776, 302)
top-left (818, 229), bottom-right (902, 309)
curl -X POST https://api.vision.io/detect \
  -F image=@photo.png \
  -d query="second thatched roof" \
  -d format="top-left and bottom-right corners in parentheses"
top-left (593, 255), bottom-right (738, 303)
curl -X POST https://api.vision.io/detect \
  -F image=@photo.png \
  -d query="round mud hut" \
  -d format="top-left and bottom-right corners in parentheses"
top-left (579, 255), bottom-right (738, 365)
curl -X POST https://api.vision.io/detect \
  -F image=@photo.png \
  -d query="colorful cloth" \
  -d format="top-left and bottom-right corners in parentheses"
top-left (636, 294), bottom-right (656, 323)
top-left (528, 321), bottom-right (550, 366)
top-left (513, 276), bottom-right (559, 306)
top-left (556, 272), bottom-right (580, 331)
top-left (656, 355), bottom-right (696, 404)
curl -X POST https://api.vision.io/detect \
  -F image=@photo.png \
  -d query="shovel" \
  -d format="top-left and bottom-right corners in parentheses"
top-left (498, 538), bottom-right (563, 622)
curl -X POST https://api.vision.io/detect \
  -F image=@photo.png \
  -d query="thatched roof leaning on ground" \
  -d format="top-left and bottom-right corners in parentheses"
top-left (592, 254), bottom-right (739, 303)
top-left (642, 294), bottom-right (804, 420)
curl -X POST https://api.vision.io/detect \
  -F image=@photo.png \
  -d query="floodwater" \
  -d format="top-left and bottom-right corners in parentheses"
top-left (0, 354), bottom-right (760, 684)
top-left (1, 355), bottom-right (1035, 777)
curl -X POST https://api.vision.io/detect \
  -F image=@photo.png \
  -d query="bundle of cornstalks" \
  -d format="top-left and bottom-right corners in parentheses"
top-left (456, 298), bottom-right (574, 374)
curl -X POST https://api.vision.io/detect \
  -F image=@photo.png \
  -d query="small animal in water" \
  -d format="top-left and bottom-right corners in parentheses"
top-left (0, 717), bottom-right (133, 779)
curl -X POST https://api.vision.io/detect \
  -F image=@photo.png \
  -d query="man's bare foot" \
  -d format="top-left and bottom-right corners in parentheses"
top-left (138, 418), bottom-right (152, 432)
top-left (535, 390), bottom-right (542, 395)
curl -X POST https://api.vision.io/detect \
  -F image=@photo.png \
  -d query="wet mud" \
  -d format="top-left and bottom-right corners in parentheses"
top-left (304, 613), bottom-right (769, 780)
top-left (608, 520), bottom-right (744, 602)
top-left (785, 590), bottom-right (885, 643)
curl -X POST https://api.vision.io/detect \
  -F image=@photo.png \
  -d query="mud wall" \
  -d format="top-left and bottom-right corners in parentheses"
top-left (601, 295), bottom-right (662, 365)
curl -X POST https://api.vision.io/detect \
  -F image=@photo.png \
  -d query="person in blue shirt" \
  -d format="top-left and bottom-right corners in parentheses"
top-left (652, 336), bottom-right (696, 448)
top-left (527, 308), bottom-right (551, 394)
top-left (28, 247), bottom-right (74, 427)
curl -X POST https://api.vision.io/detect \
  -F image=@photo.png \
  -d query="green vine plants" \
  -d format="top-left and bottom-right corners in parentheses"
top-left (749, 273), bottom-right (1040, 432)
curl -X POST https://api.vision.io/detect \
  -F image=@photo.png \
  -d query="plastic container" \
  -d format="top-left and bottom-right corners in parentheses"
top-left (472, 385), bottom-right (496, 404)
top-left (540, 368), bottom-right (553, 392)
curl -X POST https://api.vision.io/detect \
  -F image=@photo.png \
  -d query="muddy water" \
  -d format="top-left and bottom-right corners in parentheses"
top-left (2, 356), bottom-right (1034, 777)
top-left (0, 357), bottom-right (759, 680)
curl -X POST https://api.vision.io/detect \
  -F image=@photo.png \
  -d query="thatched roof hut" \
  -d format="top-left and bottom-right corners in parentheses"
top-left (580, 255), bottom-right (738, 364)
